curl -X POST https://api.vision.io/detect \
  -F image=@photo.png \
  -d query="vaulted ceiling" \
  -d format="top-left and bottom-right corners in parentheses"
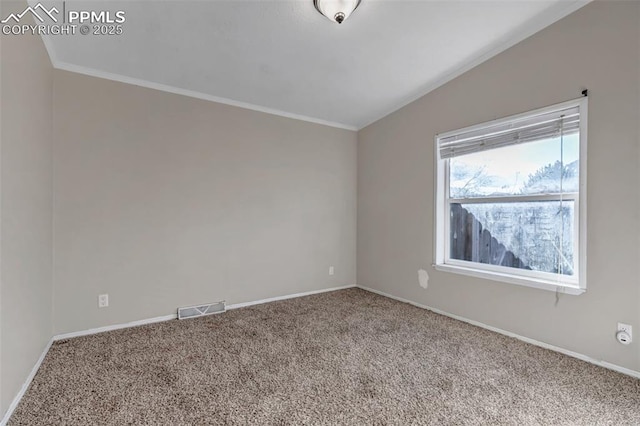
top-left (39, 0), bottom-right (589, 129)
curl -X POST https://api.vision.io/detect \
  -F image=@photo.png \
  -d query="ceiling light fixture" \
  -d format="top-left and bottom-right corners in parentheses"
top-left (314, 0), bottom-right (361, 24)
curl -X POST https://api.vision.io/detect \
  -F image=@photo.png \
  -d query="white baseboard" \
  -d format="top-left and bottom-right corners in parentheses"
top-left (226, 284), bottom-right (356, 310)
top-left (53, 284), bottom-right (357, 341)
top-left (1, 338), bottom-right (54, 426)
top-left (356, 285), bottom-right (640, 380)
top-left (53, 314), bottom-right (178, 341)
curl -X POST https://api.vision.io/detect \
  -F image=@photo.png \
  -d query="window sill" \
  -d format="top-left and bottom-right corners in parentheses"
top-left (433, 263), bottom-right (585, 295)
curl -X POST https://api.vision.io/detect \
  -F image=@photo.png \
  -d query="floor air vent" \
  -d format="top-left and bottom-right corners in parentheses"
top-left (178, 301), bottom-right (226, 320)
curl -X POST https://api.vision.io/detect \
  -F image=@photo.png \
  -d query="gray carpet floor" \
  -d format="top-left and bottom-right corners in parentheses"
top-left (9, 288), bottom-right (640, 425)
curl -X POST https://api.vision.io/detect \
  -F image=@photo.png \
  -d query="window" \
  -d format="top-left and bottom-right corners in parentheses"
top-left (434, 98), bottom-right (587, 294)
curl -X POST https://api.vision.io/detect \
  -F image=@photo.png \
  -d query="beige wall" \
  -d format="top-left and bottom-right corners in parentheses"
top-left (358, 1), bottom-right (640, 371)
top-left (0, 2), bottom-right (54, 416)
top-left (52, 71), bottom-right (357, 335)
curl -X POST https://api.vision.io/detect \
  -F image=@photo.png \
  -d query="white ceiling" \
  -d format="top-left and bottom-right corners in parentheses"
top-left (39, 0), bottom-right (588, 130)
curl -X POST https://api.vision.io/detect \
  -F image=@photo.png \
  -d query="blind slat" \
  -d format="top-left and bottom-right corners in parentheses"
top-left (439, 106), bottom-right (580, 159)
top-left (439, 117), bottom-right (579, 150)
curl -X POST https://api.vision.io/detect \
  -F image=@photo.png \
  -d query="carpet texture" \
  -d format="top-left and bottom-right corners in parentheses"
top-left (9, 288), bottom-right (640, 425)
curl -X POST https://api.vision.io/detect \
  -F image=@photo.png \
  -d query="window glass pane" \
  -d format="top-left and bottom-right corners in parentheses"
top-left (449, 135), bottom-right (579, 198)
top-left (450, 201), bottom-right (575, 276)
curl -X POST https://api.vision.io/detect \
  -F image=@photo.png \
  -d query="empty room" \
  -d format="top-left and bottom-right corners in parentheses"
top-left (1, 0), bottom-right (639, 424)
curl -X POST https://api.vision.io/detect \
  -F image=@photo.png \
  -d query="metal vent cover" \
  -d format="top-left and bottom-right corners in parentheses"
top-left (178, 301), bottom-right (226, 320)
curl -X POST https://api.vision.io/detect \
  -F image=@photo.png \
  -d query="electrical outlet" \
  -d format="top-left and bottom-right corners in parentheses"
top-left (98, 294), bottom-right (109, 308)
top-left (617, 323), bottom-right (632, 341)
top-left (329, 266), bottom-right (334, 276)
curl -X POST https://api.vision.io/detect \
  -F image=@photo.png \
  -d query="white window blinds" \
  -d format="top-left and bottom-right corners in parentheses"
top-left (438, 105), bottom-right (580, 159)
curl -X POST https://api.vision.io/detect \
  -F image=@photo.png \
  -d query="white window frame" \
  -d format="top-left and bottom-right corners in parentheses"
top-left (434, 98), bottom-right (588, 295)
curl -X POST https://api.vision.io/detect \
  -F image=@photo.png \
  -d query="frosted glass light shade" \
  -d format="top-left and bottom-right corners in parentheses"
top-left (314, 0), bottom-right (361, 24)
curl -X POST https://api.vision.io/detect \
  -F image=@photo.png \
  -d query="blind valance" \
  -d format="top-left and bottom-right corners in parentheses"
top-left (438, 105), bottom-right (580, 159)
